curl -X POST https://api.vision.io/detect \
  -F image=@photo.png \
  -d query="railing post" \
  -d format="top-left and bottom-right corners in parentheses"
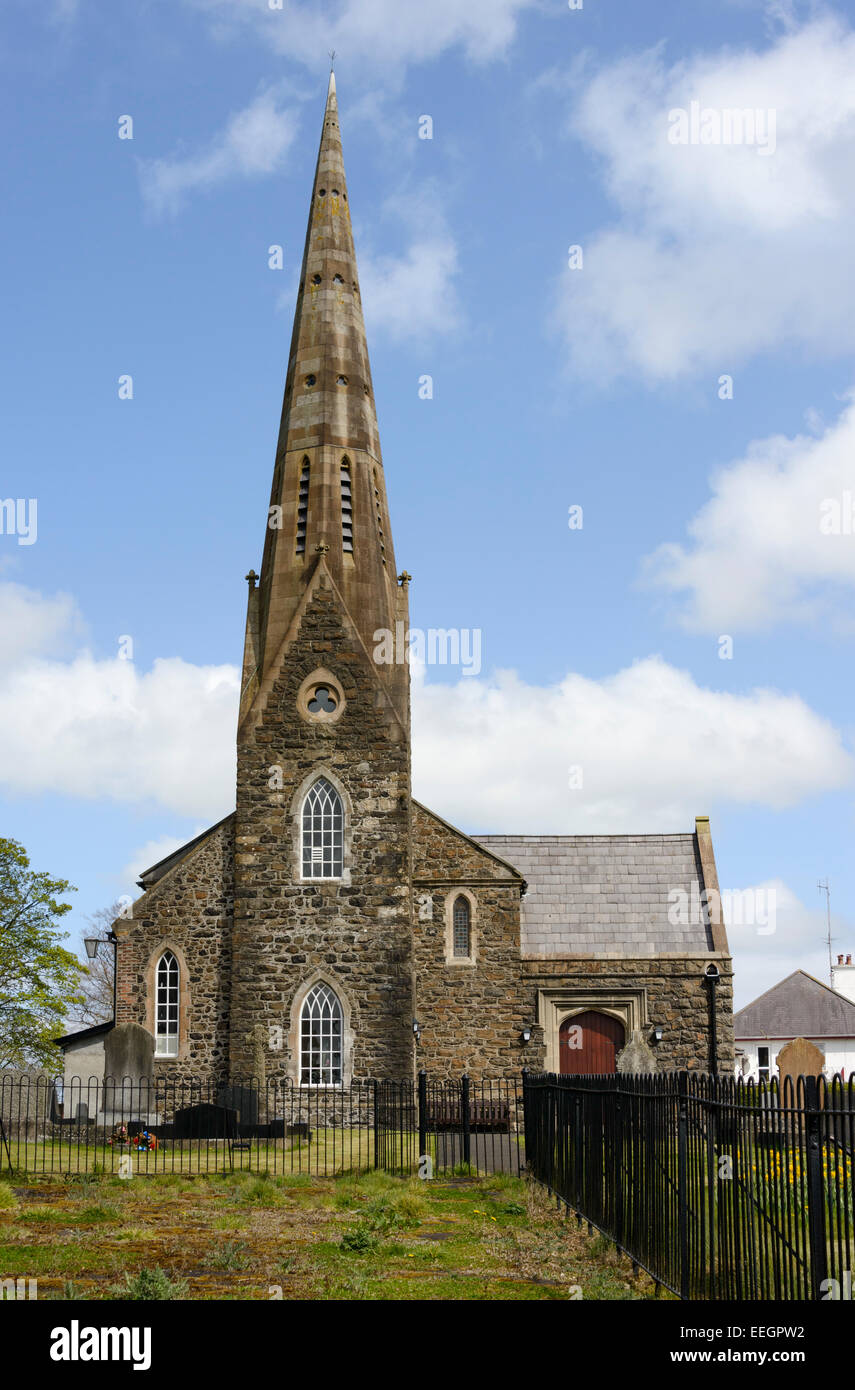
top-left (418, 1069), bottom-right (427, 1164)
top-left (614, 1074), bottom-right (624, 1249)
top-left (677, 1071), bottom-right (690, 1300)
top-left (805, 1075), bottom-right (828, 1300)
top-left (461, 1074), bottom-right (471, 1169)
top-left (521, 1069), bottom-right (532, 1172)
top-left (372, 1078), bottom-right (380, 1170)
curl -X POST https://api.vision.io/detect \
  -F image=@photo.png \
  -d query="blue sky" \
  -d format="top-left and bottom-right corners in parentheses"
top-left (2, 0), bottom-right (855, 1008)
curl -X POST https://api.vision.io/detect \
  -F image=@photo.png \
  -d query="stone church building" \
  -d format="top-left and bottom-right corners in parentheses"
top-left (93, 76), bottom-right (733, 1085)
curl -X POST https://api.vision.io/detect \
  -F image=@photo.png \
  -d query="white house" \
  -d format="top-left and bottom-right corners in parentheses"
top-left (734, 959), bottom-right (855, 1081)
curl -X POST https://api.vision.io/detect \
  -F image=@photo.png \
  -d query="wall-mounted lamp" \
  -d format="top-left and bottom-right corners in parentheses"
top-left (652, 1026), bottom-right (663, 1044)
top-left (521, 1025), bottom-right (533, 1045)
top-left (412, 1019), bottom-right (422, 1044)
top-left (703, 962), bottom-right (721, 1077)
top-left (83, 934), bottom-right (118, 1020)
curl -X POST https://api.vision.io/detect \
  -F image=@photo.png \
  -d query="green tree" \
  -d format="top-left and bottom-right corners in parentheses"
top-left (0, 838), bottom-right (83, 1070)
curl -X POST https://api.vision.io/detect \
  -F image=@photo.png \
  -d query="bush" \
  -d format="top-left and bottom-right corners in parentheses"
top-left (211, 1241), bottom-right (251, 1271)
top-left (111, 1268), bottom-right (188, 1300)
top-left (340, 1225), bottom-right (381, 1254)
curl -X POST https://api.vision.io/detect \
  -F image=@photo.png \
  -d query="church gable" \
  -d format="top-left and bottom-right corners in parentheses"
top-left (242, 558), bottom-right (406, 744)
top-left (412, 802), bottom-right (523, 884)
top-left (114, 815), bottom-right (234, 1078)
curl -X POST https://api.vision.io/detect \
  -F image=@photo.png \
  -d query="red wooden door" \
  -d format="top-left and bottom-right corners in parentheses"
top-left (559, 1011), bottom-right (625, 1075)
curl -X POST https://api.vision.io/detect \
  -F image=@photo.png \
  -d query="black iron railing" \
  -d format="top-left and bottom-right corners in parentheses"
top-left (522, 1070), bottom-right (855, 1301)
top-left (0, 1073), bottom-right (524, 1180)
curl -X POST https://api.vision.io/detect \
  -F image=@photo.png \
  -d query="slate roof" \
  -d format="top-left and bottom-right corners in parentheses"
top-left (474, 833), bottom-right (711, 956)
top-left (734, 971), bottom-right (855, 1040)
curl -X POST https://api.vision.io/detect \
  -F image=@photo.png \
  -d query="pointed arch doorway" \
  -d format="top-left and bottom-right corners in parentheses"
top-left (559, 1011), bottom-right (625, 1075)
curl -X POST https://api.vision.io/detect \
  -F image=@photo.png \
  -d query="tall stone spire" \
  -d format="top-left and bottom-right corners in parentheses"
top-left (244, 72), bottom-right (405, 725)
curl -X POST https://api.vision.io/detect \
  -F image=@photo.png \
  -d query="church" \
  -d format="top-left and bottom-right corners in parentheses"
top-left (88, 76), bottom-right (734, 1085)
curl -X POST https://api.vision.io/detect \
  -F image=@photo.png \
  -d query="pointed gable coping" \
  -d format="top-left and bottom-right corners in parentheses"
top-left (136, 813), bottom-right (234, 891)
top-left (240, 554), bottom-right (407, 740)
top-left (412, 801), bottom-right (525, 886)
top-left (734, 969), bottom-right (855, 1040)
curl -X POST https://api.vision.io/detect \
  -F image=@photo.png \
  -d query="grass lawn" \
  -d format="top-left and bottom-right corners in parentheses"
top-left (0, 1169), bottom-right (664, 1301)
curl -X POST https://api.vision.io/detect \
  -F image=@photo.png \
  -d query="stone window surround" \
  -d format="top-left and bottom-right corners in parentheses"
top-left (443, 888), bottom-right (478, 966)
top-left (288, 969), bottom-right (355, 1088)
top-left (290, 764), bottom-right (353, 886)
top-left (145, 940), bottom-right (191, 1062)
top-left (537, 986), bottom-right (648, 1074)
top-left (296, 667), bottom-right (346, 725)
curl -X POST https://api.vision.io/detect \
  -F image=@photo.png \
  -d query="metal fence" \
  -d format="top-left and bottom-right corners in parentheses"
top-left (0, 1072), bottom-right (524, 1179)
top-left (522, 1070), bottom-right (855, 1301)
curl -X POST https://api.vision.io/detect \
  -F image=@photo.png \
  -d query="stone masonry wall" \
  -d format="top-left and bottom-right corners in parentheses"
top-left (114, 819), bottom-right (234, 1083)
top-left (231, 570), bottom-right (414, 1082)
top-left (412, 805), bottom-right (544, 1078)
top-left (522, 955), bottom-right (735, 1073)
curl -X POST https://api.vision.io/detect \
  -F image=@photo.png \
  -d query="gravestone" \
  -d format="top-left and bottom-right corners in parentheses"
top-left (104, 1023), bottom-right (155, 1084)
top-left (102, 1023), bottom-right (156, 1124)
top-left (616, 1030), bottom-right (658, 1075)
top-left (173, 1103), bottom-right (238, 1140)
top-left (217, 1084), bottom-right (259, 1126)
top-left (776, 1037), bottom-right (825, 1087)
top-left (245, 1023), bottom-right (267, 1092)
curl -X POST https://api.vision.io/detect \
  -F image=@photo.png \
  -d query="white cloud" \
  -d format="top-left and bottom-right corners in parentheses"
top-left (645, 391), bottom-right (855, 632)
top-left (410, 656), bottom-right (852, 834)
top-left (1, 586), bottom-right (849, 833)
top-left (0, 582), bottom-right (84, 668)
top-left (139, 89), bottom-right (299, 216)
top-left (555, 15), bottom-right (855, 380)
top-left (360, 234), bottom-right (461, 341)
top-left (0, 586), bottom-right (238, 817)
top-left (729, 880), bottom-right (849, 1011)
top-left (184, 0), bottom-right (538, 71)
top-left (120, 834), bottom-right (204, 890)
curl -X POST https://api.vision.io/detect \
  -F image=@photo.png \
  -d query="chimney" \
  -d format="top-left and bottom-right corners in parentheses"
top-left (831, 952), bottom-right (855, 1003)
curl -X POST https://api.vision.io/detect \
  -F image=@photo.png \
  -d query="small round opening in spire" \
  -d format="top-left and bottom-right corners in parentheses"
top-left (332, 188), bottom-right (339, 197)
top-left (312, 274), bottom-right (322, 285)
top-left (305, 375), bottom-right (316, 387)
top-left (333, 274), bottom-right (344, 284)
top-left (318, 188), bottom-right (326, 196)
top-left (336, 375), bottom-right (348, 387)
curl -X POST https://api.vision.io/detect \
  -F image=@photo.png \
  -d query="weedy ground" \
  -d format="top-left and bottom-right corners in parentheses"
top-left (0, 1169), bottom-right (667, 1301)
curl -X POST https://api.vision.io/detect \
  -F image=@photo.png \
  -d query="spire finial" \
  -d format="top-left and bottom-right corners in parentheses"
top-left (329, 49), bottom-right (336, 71)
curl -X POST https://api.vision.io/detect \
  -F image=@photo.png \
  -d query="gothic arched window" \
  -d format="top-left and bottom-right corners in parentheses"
top-left (452, 896), bottom-right (471, 958)
top-left (155, 951), bottom-right (179, 1057)
top-left (301, 777), bottom-right (344, 879)
top-left (300, 982), bottom-right (343, 1085)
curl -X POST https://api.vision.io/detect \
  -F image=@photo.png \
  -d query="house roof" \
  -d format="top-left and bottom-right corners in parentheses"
top-left (54, 1020), bottom-right (114, 1049)
top-left (734, 970), bottom-right (855, 1040)
top-left (474, 832), bottom-right (712, 956)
